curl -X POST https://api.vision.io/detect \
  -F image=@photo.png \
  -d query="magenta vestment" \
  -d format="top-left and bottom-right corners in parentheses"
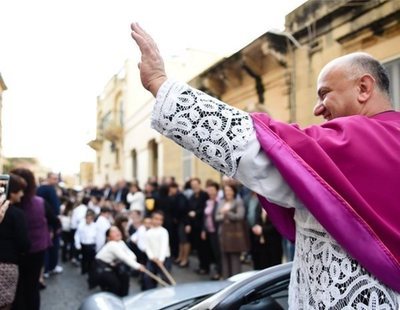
top-left (250, 111), bottom-right (400, 292)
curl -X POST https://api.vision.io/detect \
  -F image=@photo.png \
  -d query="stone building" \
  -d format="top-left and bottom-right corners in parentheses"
top-left (91, 0), bottom-right (400, 188)
top-left (90, 50), bottom-right (220, 187)
top-left (162, 0), bottom-right (400, 186)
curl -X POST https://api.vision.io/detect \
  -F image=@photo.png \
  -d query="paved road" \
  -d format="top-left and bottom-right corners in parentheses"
top-left (41, 256), bottom-right (252, 310)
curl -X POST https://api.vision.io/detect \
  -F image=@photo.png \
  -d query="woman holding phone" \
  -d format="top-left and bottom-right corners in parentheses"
top-left (0, 174), bottom-right (30, 309)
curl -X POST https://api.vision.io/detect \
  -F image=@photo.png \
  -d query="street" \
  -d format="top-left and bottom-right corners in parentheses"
top-left (41, 256), bottom-right (251, 310)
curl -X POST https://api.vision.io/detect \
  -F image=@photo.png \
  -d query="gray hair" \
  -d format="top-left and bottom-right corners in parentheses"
top-left (348, 53), bottom-right (390, 97)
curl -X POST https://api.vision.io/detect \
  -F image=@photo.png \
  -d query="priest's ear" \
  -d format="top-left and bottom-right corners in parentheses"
top-left (357, 74), bottom-right (375, 104)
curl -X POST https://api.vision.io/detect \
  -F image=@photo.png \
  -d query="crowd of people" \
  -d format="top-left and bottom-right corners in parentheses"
top-left (0, 169), bottom-right (289, 309)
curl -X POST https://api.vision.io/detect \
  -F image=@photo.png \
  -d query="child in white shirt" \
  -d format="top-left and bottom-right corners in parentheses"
top-left (74, 209), bottom-right (97, 275)
top-left (144, 211), bottom-right (171, 289)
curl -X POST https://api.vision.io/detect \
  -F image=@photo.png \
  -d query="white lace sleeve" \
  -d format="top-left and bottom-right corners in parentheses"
top-left (152, 80), bottom-right (253, 177)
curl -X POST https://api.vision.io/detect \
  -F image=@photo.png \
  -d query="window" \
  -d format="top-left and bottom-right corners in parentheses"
top-left (97, 156), bottom-right (101, 173)
top-left (148, 139), bottom-right (158, 179)
top-left (115, 147), bottom-right (120, 167)
top-left (384, 58), bottom-right (400, 110)
top-left (101, 111), bottom-right (112, 129)
top-left (131, 149), bottom-right (137, 181)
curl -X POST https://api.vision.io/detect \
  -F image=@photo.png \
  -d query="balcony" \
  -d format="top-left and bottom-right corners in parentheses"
top-left (87, 138), bottom-right (103, 151)
top-left (103, 122), bottom-right (123, 142)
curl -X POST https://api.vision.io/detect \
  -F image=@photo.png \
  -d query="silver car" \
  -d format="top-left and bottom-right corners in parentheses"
top-left (189, 262), bottom-right (291, 309)
top-left (78, 272), bottom-right (256, 310)
top-left (79, 264), bottom-right (291, 310)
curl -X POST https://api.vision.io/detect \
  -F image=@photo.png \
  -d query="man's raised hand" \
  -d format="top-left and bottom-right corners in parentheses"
top-left (130, 22), bottom-right (167, 97)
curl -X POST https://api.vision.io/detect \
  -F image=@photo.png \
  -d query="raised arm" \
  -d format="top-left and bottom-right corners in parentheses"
top-left (130, 23), bottom-right (303, 209)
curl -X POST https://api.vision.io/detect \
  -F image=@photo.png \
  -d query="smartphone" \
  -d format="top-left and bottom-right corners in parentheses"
top-left (0, 174), bottom-right (10, 198)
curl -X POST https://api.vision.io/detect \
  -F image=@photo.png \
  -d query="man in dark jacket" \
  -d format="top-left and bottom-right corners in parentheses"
top-left (37, 172), bottom-right (62, 276)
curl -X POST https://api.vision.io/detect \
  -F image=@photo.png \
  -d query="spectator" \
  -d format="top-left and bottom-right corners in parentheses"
top-left (130, 216), bottom-right (152, 265)
top-left (168, 182), bottom-right (189, 267)
top-left (216, 184), bottom-right (249, 279)
top-left (114, 180), bottom-right (129, 209)
top-left (188, 178), bottom-right (209, 275)
top-left (245, 191), bottom-right (282, 269)
top-left (114, 213), bottom-right (130, 242)
top-left (95, 207), bottom-right (112, 252)
top-left (74, 209), bottom-right (97, 275)
top-left (88, 195), bottom-right (101, 215)
top-left (70, 196), bottom-right (90, 265)
top-left (143, 211), bottom-right (171, 290)
top-left (59, 198), bottom-right (74, 263)
top-left (127, 183), bottom-right (145, 214)
top-left (127, 210), bottom-right (142, 236)
top-left (11, 168), bottom-right (52, 310)
top-left (202, 181), bottom-right (222, 280)
top-left (36, 172), bottom-right (63, 277)
top-left (0, 174), bottom-right (30, 309)
top-left (157, 184), bottom-right (178, 259)
top-left (93, 226), bottom-right (144, 296)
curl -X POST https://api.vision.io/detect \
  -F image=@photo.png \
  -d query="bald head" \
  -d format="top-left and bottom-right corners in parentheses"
top-left (320, 52), bottom-right (390, 98)
top-left (314, 52), bottom-right (392, 120)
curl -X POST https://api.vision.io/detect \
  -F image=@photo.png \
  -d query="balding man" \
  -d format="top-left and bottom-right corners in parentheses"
top-left (130, 23), bottom-right (399, 308)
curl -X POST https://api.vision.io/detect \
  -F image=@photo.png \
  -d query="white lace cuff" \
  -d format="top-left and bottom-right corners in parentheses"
top-left (151, 80), bottom-right (254, 177)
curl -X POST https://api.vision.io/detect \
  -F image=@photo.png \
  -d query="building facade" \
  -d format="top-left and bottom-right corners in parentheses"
top-left (91, 0), bottom-right (400, 188)
top-left (79, 161), bottom-right (94, 187)
top-left (90, 50), bottom-right (221, 187)
top-left (162, 0), bottom-right (400, 187)
top-left (89, 70), bottom-right (126, 186)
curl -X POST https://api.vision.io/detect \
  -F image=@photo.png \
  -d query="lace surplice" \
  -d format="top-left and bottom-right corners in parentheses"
top-left (151, 80), bottom-right (400, 309)
top-left (291, 209), bottom-right (399, 309)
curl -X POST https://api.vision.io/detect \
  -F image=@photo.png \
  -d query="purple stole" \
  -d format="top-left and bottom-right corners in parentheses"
top-left (250, 111), bottom-right (400, 292)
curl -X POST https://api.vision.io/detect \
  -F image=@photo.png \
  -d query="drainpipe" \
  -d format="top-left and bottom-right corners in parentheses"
top-left (268, 30), bottom-right (302, 123)
top-left (242, 64), bottom-right (265, 105)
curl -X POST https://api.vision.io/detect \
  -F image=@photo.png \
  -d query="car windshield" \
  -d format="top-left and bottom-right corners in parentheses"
top-left (161, 293), bottom-right (214, 310)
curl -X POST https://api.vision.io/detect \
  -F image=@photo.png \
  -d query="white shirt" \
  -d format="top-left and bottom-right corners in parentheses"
top-left (88, 202), bottom-right (101, 215)
top-left (70, 204), bottom-right (88, 230)
top-left (127, 191), bottom-right (145, 213)
top-left (74, 221), bottom-right (97, 249)
top-left (59, 214), bottom-right (71, 232)
top-left (96, 240), bottom-right (140, 270)
top-left (95, 215), bottom-right (111, 252)
top-left (145, 226), bottom-right (170, 262)
top-left (130, 225), bottom-right (148, 252)
top-left (152, 79), bottom-right (400, 309)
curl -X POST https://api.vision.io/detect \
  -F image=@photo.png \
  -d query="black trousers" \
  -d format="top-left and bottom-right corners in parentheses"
top-left (191, 228), bottom-right (212, 272)
top-left (12, 250), bottom-right (45, 310)
top-left (61, 230), bottom-right (74, 262)
top-left (95, 260), bottom-right (130, 297)
top-left (80, 244), bottom-right (96, 275)
top-left (207, 231), bottom-right (221, 274)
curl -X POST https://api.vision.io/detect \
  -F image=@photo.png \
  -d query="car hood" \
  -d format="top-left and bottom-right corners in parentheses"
top-left (123, 281), bottom-right (231, 309)
top-left (79, 292), bottom-right (125, 310)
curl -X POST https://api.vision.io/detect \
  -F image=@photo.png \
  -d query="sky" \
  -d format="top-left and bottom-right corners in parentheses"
top-left (0, 0), bottom-right (306, 175)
